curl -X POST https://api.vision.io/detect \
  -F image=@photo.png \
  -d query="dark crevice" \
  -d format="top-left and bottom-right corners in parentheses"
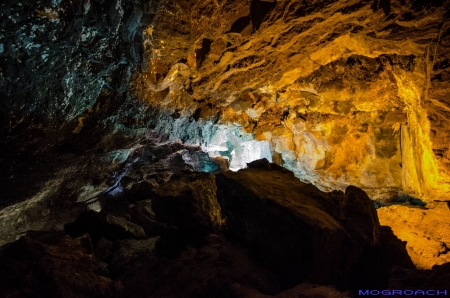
top-left (250, 0), bottom-right (276, 31)
top-left (379, 0), bottom-right (391, 16)
top-left (411, 0), bottom-right (445, 10)
top-left (371, 0), bottom-right (379, 12)
top-left (193, 108), bottom-right (202, 121)
top-left (229, 16), bottom-right (251, 33)
top-left (195, 38), bottom-right (213, 67)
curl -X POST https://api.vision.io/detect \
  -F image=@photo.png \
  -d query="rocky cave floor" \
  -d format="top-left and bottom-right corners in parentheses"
top-left (0, 130), bottom-right (449, 298)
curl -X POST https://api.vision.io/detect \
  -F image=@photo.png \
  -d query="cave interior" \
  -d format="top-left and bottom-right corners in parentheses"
top-left (1, 0), bottom-right (450, 297)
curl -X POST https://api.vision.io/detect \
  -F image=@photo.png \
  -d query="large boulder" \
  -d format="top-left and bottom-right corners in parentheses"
top-left (216, 159), bottom-right (413, 291)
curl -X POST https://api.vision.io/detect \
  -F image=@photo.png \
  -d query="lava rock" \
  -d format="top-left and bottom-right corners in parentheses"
top-left (215, 162), bottom-right (412, 292)
top-left (65, 211), bottom-right (147, 242)
top-left (0, 232), bottom-right (121, 298)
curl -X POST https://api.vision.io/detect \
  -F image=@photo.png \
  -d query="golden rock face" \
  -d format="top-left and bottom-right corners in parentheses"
top-left (131, 0), bottom-right (450, 201)
top-left (378, 202), bottom-right (450, 269)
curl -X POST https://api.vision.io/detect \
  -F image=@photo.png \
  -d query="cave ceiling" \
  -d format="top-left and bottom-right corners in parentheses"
top-left (1, 0), bottom-right (450, 247)
top-left (131, 0), bottom-right (450, 200)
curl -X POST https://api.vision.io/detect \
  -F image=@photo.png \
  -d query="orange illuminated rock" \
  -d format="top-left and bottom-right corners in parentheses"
top-left (378, 202), bottom-right (450, 269)
top-left (131, 0), bottom-right (450, 200)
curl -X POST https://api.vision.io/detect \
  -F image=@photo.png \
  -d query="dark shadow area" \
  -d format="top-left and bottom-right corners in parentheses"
top-left (411, 0), bottom-right (445, 10)
top-left (2, 158), bottom-right (450, 297)
top-left (379, 0), bottom-right (391, 16)
top-left (229, 16), bottom-right (251, 33)
top-left (195, 38), bottom-right (213, 67)
top-left (371, 0), bottom-right (379, 12)
top-left (250, 0), bottom-right (276, 31)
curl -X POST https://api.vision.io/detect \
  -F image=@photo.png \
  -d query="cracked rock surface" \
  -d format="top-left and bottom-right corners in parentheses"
top-left (1, 0), bottom-right (450, 296)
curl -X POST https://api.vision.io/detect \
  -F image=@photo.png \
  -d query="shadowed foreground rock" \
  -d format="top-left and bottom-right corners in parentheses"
top-left (216, 159), bottom-right (413, 291)
top-left (0, 232), bottom-right (121, 298)
top-left (3, 159), bottom-right (443, 298)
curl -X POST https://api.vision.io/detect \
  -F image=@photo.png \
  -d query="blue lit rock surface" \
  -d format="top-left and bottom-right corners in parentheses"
top-left (0, 132), bottom-right (221, 245)
top-left (0, 0), bottom-right (158, 123)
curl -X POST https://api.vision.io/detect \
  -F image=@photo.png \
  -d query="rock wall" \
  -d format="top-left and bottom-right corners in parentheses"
top-left (0, 0), bottom-right (161, 125)
top-left (378, 201), bottom-right (450, 269)
top-left (2, 0), bottom-right (449, 201)
top-left (130, 0), bottom-right (450, 201)
top-left (2, 1), bottom-right (450, 292)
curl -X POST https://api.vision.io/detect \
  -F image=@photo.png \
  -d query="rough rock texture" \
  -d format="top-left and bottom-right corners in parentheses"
top-left (216, 159), bottom-right (414, 291)
top-left (129, 0), bottom-right (450, 201)
top-left (1, 0), bottom-right (450, 295)
top-left (0, 161), bottom-right (420, 297)
top-left (378, 201), bottom-right (450, 269)
top-left (0, 0), bottom-right (163, 244)
top-left (0, 0), bottom-right (157, 124)
top-left (2, 0), bottom-right (449, 208)
top-left (388, 263), bottom-right (450, 292)
top-left (0, 133), bottom-right (219, 245)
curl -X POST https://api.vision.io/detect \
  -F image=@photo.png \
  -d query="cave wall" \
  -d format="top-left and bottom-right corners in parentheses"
top-left (130, 0), bottom-right (450, 200)
top-left (1, 0), bottom-right (450, 203)
top-left (0, 0), bottom-right (161, 125)
top-left (1, 0), bottom-right (450, 281)
top-left (0, 0), bottom-right (163, 244)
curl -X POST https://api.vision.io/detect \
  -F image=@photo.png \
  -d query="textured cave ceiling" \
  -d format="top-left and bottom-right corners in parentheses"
top-left (0, 0), bottom-right (450, 275)
top-left (129, 0), bottom-right (450, 201)
top-left (2, 0), bottom-right (450, 197)
top-left (1, 0), bottom-right (450, 297)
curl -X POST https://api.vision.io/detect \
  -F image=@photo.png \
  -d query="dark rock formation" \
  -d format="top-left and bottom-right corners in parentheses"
top-left (65, 211), bottom-right (147, 242)
top-left (0, 0), bottom-right (163, 244)
top-left (388, 263), bottom-right (450, 292)
top-left (0, 232), bottom-right (121, 298)
top-left (0, 160), bottom-right (429, 297)
top-left (216, 159), bottom-right (413, 291)
top-left (0, 0), bottom-right (158, 125)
